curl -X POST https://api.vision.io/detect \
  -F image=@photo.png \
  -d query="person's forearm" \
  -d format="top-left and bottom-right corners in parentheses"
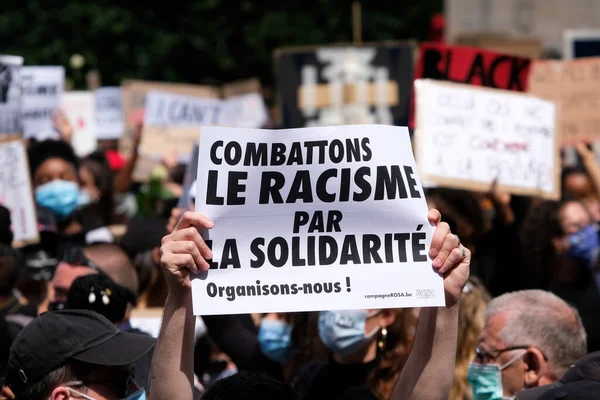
top-left (390, 304), bottom-right (459, 400)
top-left (148, 290), bottom-right (195, 400)
top-left (114, 150), bottom-right (138, 194)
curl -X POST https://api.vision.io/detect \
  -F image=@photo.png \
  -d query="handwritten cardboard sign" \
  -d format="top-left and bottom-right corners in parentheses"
top-left (140, 91), bottom-right (268, 163)
top-left (527, 58), bottom-right (600, 145)
top-left (120, 80), bottom-right (219, 155)
top-left (95, 87), bottom-right (124, 140)
top-left (20, 66), bottom-right (65, 140)
top-left (275, 42), bottom-right (415, 128)
top-left (0, 56), bottom-right (23, 135)
top-left (0, 136), bottom-right (39, 246)
top-left (193, 125), bottom-right (443, 315)
top-left (411, 43), bottom-right (531, 128)
top-left (415, 80), bottom-right (559, 199)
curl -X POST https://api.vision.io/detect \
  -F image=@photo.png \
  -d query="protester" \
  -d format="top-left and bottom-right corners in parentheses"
top-left (79, 151), bottom-right (116, 226)
top-left (520, 199), bottom-right (600, 351)
top-left (2, 309), bottom-right (154, 400)
top-left (49, 244), bottom-right (138, 311)
top-left (291, 307), bottom-right (417, 399)
top-left (28, 139), bottom-right (113, 247)
top-left (470, 290), bottom-right (587, 399)
top-left (149, 209), bottom-right (470, 400)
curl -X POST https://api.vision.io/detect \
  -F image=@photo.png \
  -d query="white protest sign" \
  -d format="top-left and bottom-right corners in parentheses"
top-left (0, 137), bottom-right (38, 246)
top-left (141, 91), bottom-right (268, 163)
top-left (415, 80), bottom-right (559, 199)
top-left (21, 66), bottom-right (65, 140)
top-left (0, 56), bottom-right (23, 135)
top-left (95, 87), bottom-right (124, 140)
top-left (193, 125), bottom-right (443, 315)
top-left (62, 91), bottom-right (97, 157)
top-left (144, 91), bottom-right (222, 127)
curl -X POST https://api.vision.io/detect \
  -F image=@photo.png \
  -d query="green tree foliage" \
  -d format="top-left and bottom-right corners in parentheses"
top-left (0, 1), bottom-right (442, 89)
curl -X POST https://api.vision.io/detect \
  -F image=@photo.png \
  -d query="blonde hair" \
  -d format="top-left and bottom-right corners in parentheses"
top-left (450, 278), bottom-right (491, 400)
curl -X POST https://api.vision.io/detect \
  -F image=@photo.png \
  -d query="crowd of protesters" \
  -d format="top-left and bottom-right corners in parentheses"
top-left (1, 62), bottom-right (600, 400)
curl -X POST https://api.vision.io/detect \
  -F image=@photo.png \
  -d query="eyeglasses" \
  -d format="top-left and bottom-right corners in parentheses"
top-left (475, 346), bottom-right (530, 364)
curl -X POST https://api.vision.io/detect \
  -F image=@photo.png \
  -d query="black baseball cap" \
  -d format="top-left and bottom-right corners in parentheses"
top-left (3, 309), bottom-right (155, 394)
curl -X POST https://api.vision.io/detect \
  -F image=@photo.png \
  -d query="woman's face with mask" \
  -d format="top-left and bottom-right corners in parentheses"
top-left (33, 158), bottom-right (82, 219)
top-left (559, 202), bottom-right (591, 235)
top-left (553, 202), bottom-right (600, 266)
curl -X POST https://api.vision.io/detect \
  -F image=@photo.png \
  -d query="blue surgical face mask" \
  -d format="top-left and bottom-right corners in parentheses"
top-left (467, 351), bottom-right (525, 400)
top-left (35, 180), bottom-right (80, 219)
top-left (568, 225), bottom-right (600, 267)
top-left (258, 319), bottom-right (293, 364)
top-left (318, 310), bottom-right (380, 357)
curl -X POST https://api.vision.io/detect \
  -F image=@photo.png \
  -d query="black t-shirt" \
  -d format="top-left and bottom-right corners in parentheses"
top-left (292, 359), bottom-right (377, 400)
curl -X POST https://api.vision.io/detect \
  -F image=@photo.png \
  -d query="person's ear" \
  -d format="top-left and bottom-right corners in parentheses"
top-left (379, 309), bottom-right (396, 328)
top-left (50, 385), bottom-right (71, 400)
top-left (523, 348), bottom-right (547, 388)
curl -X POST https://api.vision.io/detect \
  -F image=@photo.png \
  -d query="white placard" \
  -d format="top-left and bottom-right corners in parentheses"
top-left (0, 138), bottom-right (38, 245)
top-left (0, 56), bottom-right (23, 134)
top-left (144, 91), bottom-right (268, 128)
top-left (95, 87), bottom-right (124, 140)
top-left (21, 66), bottom-right (65, 140)
top-left (193, 125), bottom-right (443, 315)
top-left (415, 80), bottom-right (558, 199)
top-left (144, 91), bottom-right (222, 127)
top-left (62, 91), bottom-right (97, 157)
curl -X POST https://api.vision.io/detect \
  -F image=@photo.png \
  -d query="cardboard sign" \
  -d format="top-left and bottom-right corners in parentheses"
top-left (0, 137), bottom-right (39, 246)
top-left (527, 58), bottom-right (600, 144)
top-left (120, 80), bottom-right (219, 155)
top-left (455, 35), bottom-right (542, 59)
top-left (445, 0), bottom-right (600, 53)
top-left (62, 92), bottom-right (97, 157)
top-left (140, 91), bottom-right (268, 162)
top-left (415, 43), bottom-right (531, 91)
top-left (0, 56), bottom-right (23, 135)
top-left (275, 42), bottom-right (415, 128)
top-left (415, 80), bottom-right (558, 199)
top-left (411, 43), bottom-right (532, 128)
top-left (20, 66), bottom-right (65, 140)
top-left (95, 87), bottom-right (124, 140)
top-left (193, 125), bottom-right (443, 315)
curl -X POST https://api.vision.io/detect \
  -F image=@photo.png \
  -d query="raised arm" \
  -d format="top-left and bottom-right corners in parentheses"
top-left (149, 212), bottom-right (214, 400)
top-left (391, 209), bottom-right (470, 400)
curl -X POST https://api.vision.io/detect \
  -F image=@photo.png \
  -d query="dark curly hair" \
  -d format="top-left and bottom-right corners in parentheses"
top-left (27, 139), bottom-right (78, 178)
top-left (519, 198), bottom-right (580, 289)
